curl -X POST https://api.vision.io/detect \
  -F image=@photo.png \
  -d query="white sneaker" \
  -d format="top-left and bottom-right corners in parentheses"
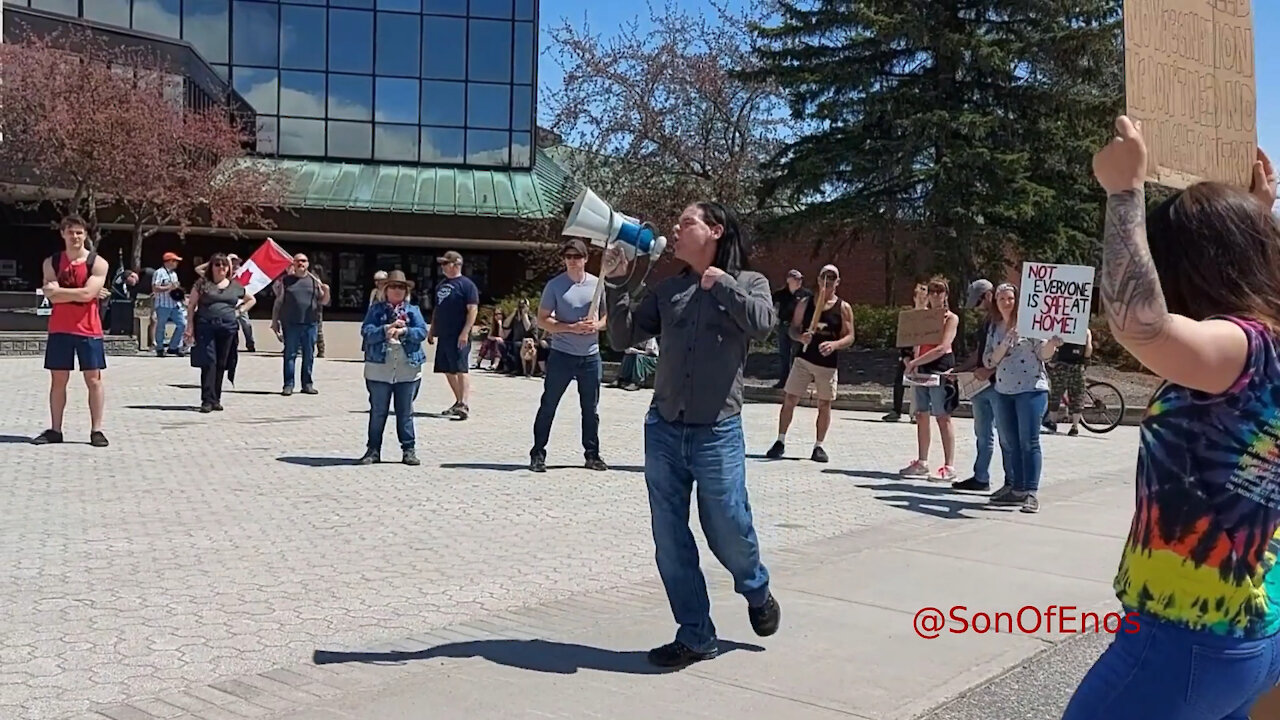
top-left (933, 465), bottom-right (958, 482)
top-left (899, 460), bottom-right (929, 478)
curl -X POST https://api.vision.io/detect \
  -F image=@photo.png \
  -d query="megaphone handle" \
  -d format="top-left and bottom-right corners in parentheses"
top-left (587, 237), bottom-right (610, 321)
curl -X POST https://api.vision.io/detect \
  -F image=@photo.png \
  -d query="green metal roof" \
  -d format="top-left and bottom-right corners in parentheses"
top-left (272, 147), bottom-right (578, 219)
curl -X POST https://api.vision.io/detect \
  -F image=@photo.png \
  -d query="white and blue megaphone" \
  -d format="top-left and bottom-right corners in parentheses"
top-left (562, 188), bottom-right (667, 262)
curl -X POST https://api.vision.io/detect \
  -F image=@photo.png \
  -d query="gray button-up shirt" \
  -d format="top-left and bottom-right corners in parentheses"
top-left (606, 268), bottom-right (775, 425)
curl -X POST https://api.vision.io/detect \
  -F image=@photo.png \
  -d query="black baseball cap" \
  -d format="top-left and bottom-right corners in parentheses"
top-left (561, 239), bottom-right (588, 257)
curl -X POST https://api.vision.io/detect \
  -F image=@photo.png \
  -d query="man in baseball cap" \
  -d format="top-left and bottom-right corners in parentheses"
top-left (964, 279), bottom-right (993, 309)
top-left (427, 249), bottom-right (479, 419)
top-left (950, 277), bottom-right (1003, 493)
top-left (771, 269), bottom-right (811, 388)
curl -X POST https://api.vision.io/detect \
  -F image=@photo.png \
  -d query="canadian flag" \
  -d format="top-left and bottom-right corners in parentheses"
top-left (234, 238), bottom-right (293, 296)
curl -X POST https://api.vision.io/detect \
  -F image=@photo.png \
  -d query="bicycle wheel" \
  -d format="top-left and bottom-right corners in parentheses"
top-left (1080, 380), bottom-right (1126, 434)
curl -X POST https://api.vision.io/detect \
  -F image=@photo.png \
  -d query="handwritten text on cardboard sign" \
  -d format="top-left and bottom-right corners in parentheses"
top-left (1019, 263), bottom-right (1094, 342)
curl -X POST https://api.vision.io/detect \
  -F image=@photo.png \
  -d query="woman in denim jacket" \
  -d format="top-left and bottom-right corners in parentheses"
top-left (358, 270), bottom-right (427, 466)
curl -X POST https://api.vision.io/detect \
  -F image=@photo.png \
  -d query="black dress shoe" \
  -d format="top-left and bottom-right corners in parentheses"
top-left (585, 457), bottom-right (608, 471)
top-left (32, 429), bottom-right (63, 445)
top-left (530, 455), bottom-right (546, 473)
top-left (647, 641), bottom-right (718, 668)
top-left (749, 593), bottom-right (781, 637)
top-left (199, 403), bottom-right (213, 413)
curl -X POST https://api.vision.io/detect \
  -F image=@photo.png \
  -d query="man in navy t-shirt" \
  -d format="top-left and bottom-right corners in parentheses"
top-left (426, 251), bottom-right (479, 419)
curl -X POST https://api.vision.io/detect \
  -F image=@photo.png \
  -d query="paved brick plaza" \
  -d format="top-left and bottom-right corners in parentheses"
top-left (0, 351), bottom-right (1142, 719)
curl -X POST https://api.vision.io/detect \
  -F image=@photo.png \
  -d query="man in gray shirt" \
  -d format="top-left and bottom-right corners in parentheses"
top-left (604, 201), bottom-right (780, 669)
top-left (530, 239), bottom-right (609, 472)
top-left (271, 253), bottom-right (330, 396)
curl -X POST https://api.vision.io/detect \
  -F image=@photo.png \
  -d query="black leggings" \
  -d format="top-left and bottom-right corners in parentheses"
top-left (197, 322), bottom-right (236, 405)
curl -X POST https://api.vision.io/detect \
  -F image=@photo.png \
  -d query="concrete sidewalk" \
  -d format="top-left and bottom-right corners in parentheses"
top-left (263, 476), bottom-right (1132, 720)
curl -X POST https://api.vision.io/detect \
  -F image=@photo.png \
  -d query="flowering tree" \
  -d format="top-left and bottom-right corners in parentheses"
top-left (541, 0), bottom-right (789, 234)
top-left (0, 27), bottom-right (291, 268)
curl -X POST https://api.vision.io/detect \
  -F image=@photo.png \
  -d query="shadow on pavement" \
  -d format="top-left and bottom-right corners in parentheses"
top-left (276, 456), bottom-right (361, 467)
top-left (438, 462), bottom-right (644, 473)
top-left (745, 453), bottom-right (802, 462)
top-left (0, 434), bottom-right (34, 443)
top-left (850, 480), bottom-right (993, 520)
top-left (312, 638), bottom-right (765, 675)
top-left (125, 404), bottom-right (200, 412)
top-left (167, 384), bottom-right (280, 396)
top-left (822, 469), bottom-right (902, 481)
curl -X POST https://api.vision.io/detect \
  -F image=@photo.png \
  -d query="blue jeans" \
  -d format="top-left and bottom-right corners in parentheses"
top-left (154, 304), bottom-right (185, 352)
top-left (366, 379), bottom-right (419, 452)
top-left (776, 326), bottom-right (793, 383)
top-left (644, 409), bottom-right (770, 653)
top-left (282, 323), bottom-right (317, 389)
top-left (1062, 613), bottom-right (1280, 720)
top-left (971, 386), bottom-right (999, 485)
top-left (993, 389), bottom-right (1048, 493)
top-left (531, 349), bottom-right (601, 459)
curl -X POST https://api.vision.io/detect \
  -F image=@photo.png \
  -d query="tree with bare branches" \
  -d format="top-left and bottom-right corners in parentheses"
top-left (541, 0), bottom-right (788, 236)
top-left (0, 27), bottom-right (291, 269)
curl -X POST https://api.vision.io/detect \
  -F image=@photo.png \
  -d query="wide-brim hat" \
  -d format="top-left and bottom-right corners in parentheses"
top-left (383, 270), bottom-right (414, 290)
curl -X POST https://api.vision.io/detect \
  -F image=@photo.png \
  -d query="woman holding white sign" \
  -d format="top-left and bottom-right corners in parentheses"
top-left (1060, 118), bottom-right (1280, 719)
top-left (983, 283), bottom-right (1060, 514)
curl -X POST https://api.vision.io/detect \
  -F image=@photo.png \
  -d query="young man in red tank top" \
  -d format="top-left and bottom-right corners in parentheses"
top-left (33, 215), bottom-right (110, 447)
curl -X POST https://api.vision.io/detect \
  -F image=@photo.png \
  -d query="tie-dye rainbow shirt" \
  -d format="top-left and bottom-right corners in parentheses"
top-left (1114, 316), bottom-right (1280, 639)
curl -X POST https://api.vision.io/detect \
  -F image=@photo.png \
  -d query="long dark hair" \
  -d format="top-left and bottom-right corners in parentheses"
top-left (200, 253), bottom-right (231, 291)
top-left (696, 201), bottom-right (751, 277)
top-left (1146, 183), bottom-right (1280, 334)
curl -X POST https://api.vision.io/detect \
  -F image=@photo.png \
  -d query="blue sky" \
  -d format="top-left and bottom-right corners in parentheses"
top-left (538, 0), bottom-right (1278, 161)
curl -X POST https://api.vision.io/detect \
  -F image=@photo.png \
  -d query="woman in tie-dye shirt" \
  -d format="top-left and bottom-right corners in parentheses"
top-left (1061, 120), bottom-right (1280, 719)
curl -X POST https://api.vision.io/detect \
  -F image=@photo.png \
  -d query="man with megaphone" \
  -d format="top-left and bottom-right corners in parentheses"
top-left (601, 200), bottom-right (781, 669)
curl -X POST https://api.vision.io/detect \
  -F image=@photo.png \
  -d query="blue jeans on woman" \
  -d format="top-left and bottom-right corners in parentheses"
top-left (1062, 612), bottom-right (1280, 720)
top-left (366, 379), bottom-right (419, 452)
top-left (644, 408), bottom-right (771, 653)
top-left (993, 389), bottom-right (1048, 493)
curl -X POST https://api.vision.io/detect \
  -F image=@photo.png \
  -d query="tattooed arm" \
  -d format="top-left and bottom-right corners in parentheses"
top-left (1093, 116), bottom-right (1248, 394)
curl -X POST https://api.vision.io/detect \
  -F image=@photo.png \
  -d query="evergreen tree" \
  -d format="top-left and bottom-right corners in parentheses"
top-left (745, 0), bottom-right (1121, 285)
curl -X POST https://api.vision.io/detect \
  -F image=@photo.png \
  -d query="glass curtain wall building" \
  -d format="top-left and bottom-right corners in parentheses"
top-left (6, 0), bottom-right (537, 168)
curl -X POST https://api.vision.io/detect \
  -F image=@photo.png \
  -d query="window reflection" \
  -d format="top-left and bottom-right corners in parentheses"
top-left (375, 77), bottom-right (418, 124)
top-left (375, 124), bottom-right (419, 162)
top-left (420, 81), bottom-right (464, 126)
top-left (255, 116), bottom-right (278, 155)
top-left (511, 85), bottom-right (532, 131)
top-left (420, 127), bottom-right (464, 164)
top-left (468, 20), bottom-right (512, 83)
top-left (515, 0), bottom-right (534, 21)
top-left (329, 9), bottom-right (374, 74)
top-left (470, 0), bottom-right (511, 19)
top-left (328, 121), bottom-right (373, 159)
top-left (280, 71), bottom-right (326, 118)
top-left (83, 0), bottom-right (130, 26)
top-left (421, 16), bottom-right (465, 80)
top-left (280, 5), bottom-right (326, 70)
top-left (30, 0), bottom-right (76, 15)
top-left (513, 22), bottom-right (534, 84)
top-left (330, 0), bottom-right (374, 7)
top-left (423, 0), bottom-right (466, 15)
top-left (467, 129), bottom-right (509, 166)
top-left (280, 118), bottom-right (326, 156)
top-left (467, 83), bottom-right (510, 129)
top-left (232, 66), bottom-right (278, 114)
top-left (232, 1), bottom-right (278, 66)
top-left (133, 0), bottom-right (182, 38)
top-left (182, 0), bottom-right (230, 64)
top-left (375, 12), bottom-right (421, 77)
top-left (328, 74), bottom-right (373, 121)
top-left (511, 132), bottom-right (531, 167)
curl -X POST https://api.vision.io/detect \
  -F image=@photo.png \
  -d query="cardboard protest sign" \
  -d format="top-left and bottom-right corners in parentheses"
top-left (955, 371), bottom-right (989, 401)
top-left (1017, 262), bottom-right (1095, 344)
top-left (1123, 0), bottom-right (1256, 189)
top-left (896, 308), bottom-right (945, 347)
